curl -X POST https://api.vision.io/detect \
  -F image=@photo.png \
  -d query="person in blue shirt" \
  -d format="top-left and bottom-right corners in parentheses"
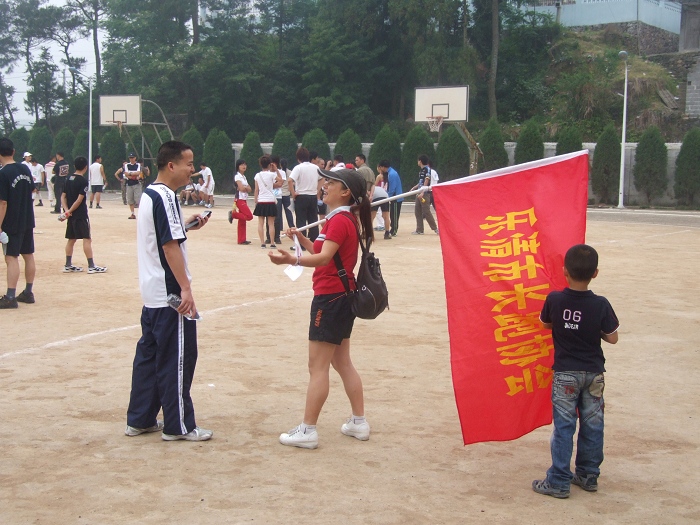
top-left (378, 160), bottom-right (402, 237)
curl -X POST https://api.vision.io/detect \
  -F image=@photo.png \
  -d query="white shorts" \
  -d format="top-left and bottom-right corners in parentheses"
top-left (201, 182), bottom-right (215, 196)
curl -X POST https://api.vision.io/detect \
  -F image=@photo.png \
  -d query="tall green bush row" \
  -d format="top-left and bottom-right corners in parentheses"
top-left (100, 129), bottom-right (128, 176)
top-left (514, 120), bottom-right (544, 165)
top-left (555, 126), bottom-right (583, 156)
top-left (333, 129), bottom-right (362, 164)
top-left (239, 131), bottom-right (263, 168)
top-left (72, 129), bottom-right (98, 161)
top-left (53, 128), bottom-right (76, 168)
top-left (28, 126), bottom-right (53, 165)
top-left (368, 125), bottom-right (401, 175)
top-left (271, 126), bottom-right (299, 167)
top-left (479, 119), bottom-right (509, 172)
top-left (591, 124), bottom-right (620, 204)
top-left (436, 126), bottom-right (470, 182)
top-left (302, 128), bottom-right (331, 161)
top-left (9, 128), bottom-right (30, 163)
top-left (633, 126), bottom-right (667, 205)
top-left (401, 125), bottom-right (435, 190)
top-left (204, 129), bottom-right (236, 192)
top-left (181, 126), bottom-right (205, 166)
top-left (674, 128), bottom-right (700, 206)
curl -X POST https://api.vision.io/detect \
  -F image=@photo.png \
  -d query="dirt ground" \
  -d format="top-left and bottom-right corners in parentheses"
top-left (1, 193), bottom-right (699, 524)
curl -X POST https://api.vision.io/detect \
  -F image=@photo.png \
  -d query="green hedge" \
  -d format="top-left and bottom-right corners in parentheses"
top-left (53, 128), bottom-right (76, 168)
top-left (591, 124), bottom-right (620, 204)
top-left (479, 118), bottom-right (509, 172)
top-left (674, 127), bottom-right (700, 206)
top-left (436, 126), bottom-right (470, 182)
top-left (239, 131), bottom-right (264, 169)
top-left (271, 126), bottom-right (299, 168)
top-left (204, 129), bottom-right (236, 192)
top-left (181, 125), bottom-right (205, 166)
top-left (10, 128), bottom-right (30, 163)
top-left (514, 120), bottom-right (544, 165)
top-left (100, 129), bottom-right (128, 176)
top-left (633, 126), bottom-right (667, 205)
top-left (368, 124), bottom-right (401, 174)
top-left (555, 125), bottom-right (583, 156)
top-left (333, 128), bottom-right (362, 165)
top-left (302, 128), bottom-right (331, 161)
top-left (28, 126), bottom-right (53, 165)
top-left (401, 125), bottom-right (435, 190)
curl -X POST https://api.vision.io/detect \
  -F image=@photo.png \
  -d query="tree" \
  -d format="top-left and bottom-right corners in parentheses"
top-left (674, 127), bottom-right (700, 206)
top-left (514, 120), bottom-right (544, 165)
top-left (401, 125), bottom-right (435, 190)
top-left (301, 128), bottom-right (330, 161)
top-left (555, 126), bottom-right (583, 156)
top-left (9, 128), bottom-right (30, 163)
top-left (591, 124), bottom-right (621, 204)
top-left (68, 0), bottom-right (107, 87)
top-left (25, 48), bottom-right (66, 131)
top-left (181, 125), bottom-right (204, 165)
top-left (633, 126), bottom-right (667, 205)
top-left (479, 118), bottom-right (509, 172)
top-left (204, 129), bottom-right (235, 192)
top-left (28, 126), bottom-right (53, 164)
top-left (53, 128), bottom-right (76, 167)
top-left (333, 129), bottom-right (362, 165)
top-left (72, 129), bottom-right (98, 161)
top-left (99, 128), bottom-right (127, 175)
top-left (368, 125), bottom-right (401, 175)
top-left (239, 131), bottom-right (264, 168)
top-left (271, 126), bottom-right (299, 168)
top-left (436, 126), bottom-right (470, 182)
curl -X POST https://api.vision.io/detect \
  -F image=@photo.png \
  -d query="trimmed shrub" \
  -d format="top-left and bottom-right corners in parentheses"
top-left (181, 126), bottom-right (205, 166)
top-left (591, 124), bottom-right (621, 204)
top-left (301, 128), bottom-right (331, 161)
top-left (674, 127), bottom-right (700, 206)
top-left (555, 126), bottom-right (583, 156)
top-left (148, 129), bottom-right (173, 182)
top-left (28, 126), bottom-right (53, 165)
top-left (239, 131), bottom-right (264, 170)
top-left (436, 126), bottom-right (470, 182)
top-left (333, 128), bottom-right (362, 165)
top-left (479, 118), bottom-right (509, 172)
top-left (72, 129), bottom-right (98, 161)
top-left (633, 126), bottom-right (667, 205)
top-left (205, 129), bottom-right (236, 193)
top-left (271, 126), bottom-right (299, 168)
top-left (514, 120), bottom-right (544, 165)
top-left (401, 125), bottom-right (435, 189)
top-left (53, 128), bottom-right (76, 168)
top-left (100, 129), bottom-right (128, 176)
top-left (368, 125), bottom-right (402, 174)
top-left (9, 127), bottom-right (30, 163)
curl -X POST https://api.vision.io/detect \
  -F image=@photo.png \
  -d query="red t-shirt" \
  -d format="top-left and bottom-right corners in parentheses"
top-left (312, 211), bottom-right (359, 295)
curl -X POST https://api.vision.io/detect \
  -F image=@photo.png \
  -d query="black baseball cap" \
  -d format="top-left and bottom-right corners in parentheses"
top-left (317, 168), bottom-right (365, 205)
top-left (128, 152), bottom-right (136, 157)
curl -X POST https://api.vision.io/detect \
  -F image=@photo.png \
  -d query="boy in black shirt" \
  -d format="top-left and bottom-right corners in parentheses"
top-left (61, 157), bottom-right (107, 274)
top-left (532, 244), bottom-right (619, 498)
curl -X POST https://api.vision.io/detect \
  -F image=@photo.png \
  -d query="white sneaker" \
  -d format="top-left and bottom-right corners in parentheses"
top-left (205, 203), bottom-right (212, 208)
top-left (63, 265), bottom-right (83, 273)
top-left (279, 424), bottom-right (318, 449)
top-left (162, 426), bottom-right (213, 441)
top-left (341, 417), bottom-right (370, 441)
top-left (88, 265), bottom-right (107, 274)
top-left (125, 421), bottom-right (164, 436)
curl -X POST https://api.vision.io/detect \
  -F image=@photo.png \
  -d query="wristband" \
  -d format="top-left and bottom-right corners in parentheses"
top-left (296, 255), bottom-right (301, 266)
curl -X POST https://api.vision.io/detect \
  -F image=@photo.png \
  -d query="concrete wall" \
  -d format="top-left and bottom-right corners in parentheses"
top-left (680, 4), bottom-right (700, 51)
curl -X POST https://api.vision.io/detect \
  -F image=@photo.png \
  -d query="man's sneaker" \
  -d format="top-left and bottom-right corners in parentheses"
top-left (373, 226), bottom-right (385, 231)
top-left (63, 265), bottom-right (83, 273)
top-left (16, 290), bottom-right (35, 304)
top-left (89, 202), bottom-right (93, 208)
top-left (198, 200), bottom-right (206, 206)
top-left (205, 203), bottom-right (212, 208)
top-left (88, 265), bottom-right (107, 274)
top-left (532, 479), bottom-right (570, 499)
top-left (162, 426), bottom-right (213, 441)
top-left (384, 232), bottom-right (392, 240)
top-left (128, 214), bottom-right (136, 219)
top-left (125, 421), bottom-right (164, 436)
top-left (572, 474), bottom-right (598, 492)
top-left (279, 425), bottom-right (318, 449)
top-left (96, 204), bottom-right (102, 209)
top-left (411, 231), bottom-right (424, 235)
top-left (36, 202), bottom-right (43, 207)
top-left (0, 295), bottom-right (18, 309)
top-left (341, 417), bottom-right (370, 441)
top-left (227, 210), bottom-right (233, 224)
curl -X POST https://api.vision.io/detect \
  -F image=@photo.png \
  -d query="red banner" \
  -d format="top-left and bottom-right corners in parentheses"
top-left (433, 152), bottom-right (589, 445)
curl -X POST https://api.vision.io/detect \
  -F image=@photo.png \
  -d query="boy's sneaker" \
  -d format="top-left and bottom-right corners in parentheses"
top-left (96, 204), bottom-right (102, 209)
top-left (340, 417), bottom-right (370, 441)
top-left (279, 425), bottom-right (318, 449)
top-left (16, 290), bottom-right (35, 304)
top-left (63, 265), bottom-right (83, 273)
top-left (383, 232), bottom-right (392, 240)
top-left (532, 479), bottom-right (570, 499)
top-left (0, 295), bottom-right (18, 309)
top-left (125, 421), bottom-right (164, 436)
top-left (89, 202), bottom-right (93, 208)
top-left (373, 226), bottom-right (385, 231)
top-left (411, 231), bottom-right (424, 235)
top-left (162, 426), bottom-right (213, 441)
top-left (88, 266), bottom-right (107, 274)
top-left (572, 474), bottom-right (598, 492)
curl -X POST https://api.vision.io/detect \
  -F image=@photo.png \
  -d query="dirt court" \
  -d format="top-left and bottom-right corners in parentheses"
top-left (1, 193), bottom-right (698, 524)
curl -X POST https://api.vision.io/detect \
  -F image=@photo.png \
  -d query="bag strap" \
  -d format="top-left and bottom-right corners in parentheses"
top-left (331, 211), bottom-right (366, 294)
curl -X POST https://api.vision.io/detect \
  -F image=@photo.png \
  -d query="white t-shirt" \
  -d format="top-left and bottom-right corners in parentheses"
top-left (234, 173), bottom-right (249, 200)
top-left (273, 169), bottom-right (285, 199)
top-left (137, 183), bottom-right (191, 308)
top-left (330, 164), bottom-right (345, 172)
top-left (289, 162), bottom-right (321, 195)
top-left (200, 167), bottom-right (214, 189)
top-left (30, 163), bottom-right (45, 184)
top-left (88, 162), bottom-right (104, 185)
top-left (430, 168), bottom-right (439, 186)
top-left (254, 171), bottom-right (277, 203)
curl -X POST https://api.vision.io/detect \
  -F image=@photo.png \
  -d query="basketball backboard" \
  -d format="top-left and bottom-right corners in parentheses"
top-left (414, 86), bottom-right (469, 122)
top-left (99, 95), bottom-right (142, 126)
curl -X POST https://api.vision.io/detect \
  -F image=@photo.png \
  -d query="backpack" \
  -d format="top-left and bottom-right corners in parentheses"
top-left (333, 213), bottom-right (389, 320)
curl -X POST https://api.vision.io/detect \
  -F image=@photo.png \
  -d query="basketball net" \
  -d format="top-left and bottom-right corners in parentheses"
top-left (427, 116), bottom-right (443, 133)
top-left (108, 120), bottom-right (124, 136)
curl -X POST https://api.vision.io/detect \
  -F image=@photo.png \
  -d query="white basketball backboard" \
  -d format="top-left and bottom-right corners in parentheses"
top-left (99, 95), bottom-right (142, 126)
top-left (414, 86), bottom-right (469, 122)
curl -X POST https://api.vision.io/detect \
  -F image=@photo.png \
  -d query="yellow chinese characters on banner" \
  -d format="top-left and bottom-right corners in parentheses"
top-left (479, 207), bottom-right (553, 397)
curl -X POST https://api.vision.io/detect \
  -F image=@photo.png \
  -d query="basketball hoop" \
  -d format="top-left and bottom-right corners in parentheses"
top-left (107, 120), bottom-right (124, 136)
top-left (427, 116), bottom-right (443, 133)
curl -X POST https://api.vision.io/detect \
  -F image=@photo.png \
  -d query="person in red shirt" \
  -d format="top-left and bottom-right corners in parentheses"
top-left (268, 168), bottom-right (373, 449)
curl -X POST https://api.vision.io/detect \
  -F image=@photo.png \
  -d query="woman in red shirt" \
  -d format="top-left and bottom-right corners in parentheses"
top-left (268, 168), bottom-right (373, 449)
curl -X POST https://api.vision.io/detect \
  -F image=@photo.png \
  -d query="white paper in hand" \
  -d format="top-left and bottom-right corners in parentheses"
top-left (283, 236), bottom-right (304, 281)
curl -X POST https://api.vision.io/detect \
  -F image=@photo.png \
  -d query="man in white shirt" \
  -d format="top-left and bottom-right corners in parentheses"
top-left (195, 162), bottom-right (215, 208)
top-left (288, 147), bottom-right (323, 242)
top-left (330, 154), bottom-right (346, 172)
top-left (88, 155), bottom-right (107, 209)
top-left (26, 154), bottom-right (46, 207)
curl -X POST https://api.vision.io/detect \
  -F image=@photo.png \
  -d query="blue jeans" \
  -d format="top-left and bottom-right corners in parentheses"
top-left (546, 371), bottom-right (605, 488)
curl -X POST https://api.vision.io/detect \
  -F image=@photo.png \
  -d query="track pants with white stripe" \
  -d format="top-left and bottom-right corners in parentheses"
top-left (127, 306), bottom-right (198, 436)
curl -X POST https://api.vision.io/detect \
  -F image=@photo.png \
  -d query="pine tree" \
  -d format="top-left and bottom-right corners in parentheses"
top-left (100, 129), bottom-right (127, 176)
top-left (301, 128), bottom-right (331, 161)
top-left (181, 126), bottom-right (205, 165)
top-left (674, 127), bottom-right (700, 206)
top-left (555, 126), bottom-right (583, 156)
top-left (53, 128), bottom-right (76, 168)
top-left (204, 129), bottom-right (236, 192)
top-left (514, 120), bottom-right (544, 165)
top-left (9, 127), bottom-right (30, 163)
top-left (633, 126), bottom-right (667, 206)
top-left (271, 126), bottom-right (299, 168)
top-left (401, 125), bottom-right (435, 189)
top-left (479, 118), bottom-right (509, 172)
top-left (239, 131), bottom-right (264, 168)
top-left (436, 126), bottom-right (470, 182)
top-left (368, 125), bottom-right (401, 174)
top-left (28, 126), bottom-right (53, 165)
top-left (333, 129), bottom-right (362, 165)
top-left (591, 124), bottom-right (621, 204)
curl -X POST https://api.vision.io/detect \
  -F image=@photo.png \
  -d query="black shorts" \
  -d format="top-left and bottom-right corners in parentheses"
top-left (309, 293), bottom-right (355, 345)
top-left (317, 202), bottom-right (328, 215)
top-left (372, 198), bottom-right (390, 213)
top-left (65, 217), bottom-right (91, 240)
top-left (5, 228), bottom-right (34, 257)
top-left (91, 185), bottom-right (103, 193)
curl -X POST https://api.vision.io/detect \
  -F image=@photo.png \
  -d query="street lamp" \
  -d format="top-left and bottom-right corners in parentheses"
top-left (68, 67), bottom-right (93, 166)
top-left (618, 51), bottom-right (628, 209)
